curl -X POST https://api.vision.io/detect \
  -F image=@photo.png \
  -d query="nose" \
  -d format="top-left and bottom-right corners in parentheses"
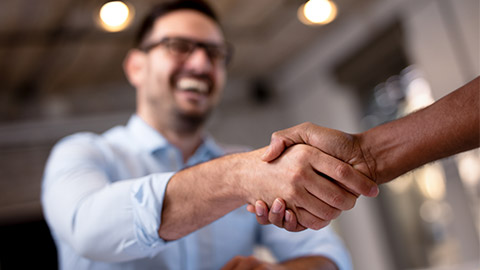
top-left (183, 47), bottom-right (213, 72)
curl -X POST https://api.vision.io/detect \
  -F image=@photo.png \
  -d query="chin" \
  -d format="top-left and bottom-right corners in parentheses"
top-left (180, 104), bottom-right (211, 117)
top-left (173, 109), bottom-right (211, 134)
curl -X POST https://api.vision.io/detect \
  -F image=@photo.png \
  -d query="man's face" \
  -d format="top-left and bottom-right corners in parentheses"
top-left (137, 9), bottom-right (227, 125)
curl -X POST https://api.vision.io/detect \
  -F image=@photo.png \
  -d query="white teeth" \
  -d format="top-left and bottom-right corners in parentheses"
top-left (177, 78), bottom-right (209, 94)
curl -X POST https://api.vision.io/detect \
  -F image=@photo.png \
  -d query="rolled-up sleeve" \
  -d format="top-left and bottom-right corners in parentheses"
top-left (130, 172), bottom-right (174, 250)
top-left (41, 134), bottom-right (175, 262)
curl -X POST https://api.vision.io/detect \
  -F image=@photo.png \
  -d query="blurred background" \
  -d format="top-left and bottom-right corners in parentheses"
top-left (0, 0), bottom-right (478, 269)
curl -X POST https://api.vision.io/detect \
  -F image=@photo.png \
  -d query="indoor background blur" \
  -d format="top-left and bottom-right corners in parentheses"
top-left (0, 0), bottom-right (478, 269)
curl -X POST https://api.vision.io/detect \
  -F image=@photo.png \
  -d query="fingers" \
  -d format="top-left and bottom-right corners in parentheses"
top-left (254, 201), bottom-right (270, 225)
top-left (308, 148), bottom-right (379, 198)
top-left (246, 204), bottom-right (255, 214)
top-left (284, 209), bottom-right (307, 232)
top-left (254, 143), bottom-right (377, 231)
top-left (251, 199), bottom-right (290, 229)
top-left (293, 189), bottom-right (340, 229)
top-left (249, 199), bottom-right (307, 232)
top-left (304, 171), bottom-right (359, 211)
top-left (295, 207), bottom-right (330, 230)
top-left (269, 198), bottom-right (286, 228)
top-left (262, 122), bottom-right (379, 190)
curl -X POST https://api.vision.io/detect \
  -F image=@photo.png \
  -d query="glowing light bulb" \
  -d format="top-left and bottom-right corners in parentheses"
top-left (98, 1), bottom-right (133, 32)
top-left (416, 163), bottom-right (446, 200)
top-left (298, 0), bottom-right (338, 26)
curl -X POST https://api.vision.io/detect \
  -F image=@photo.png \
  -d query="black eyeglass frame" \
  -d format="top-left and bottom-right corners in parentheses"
top-left (139, 37), bottom-right (234, 66)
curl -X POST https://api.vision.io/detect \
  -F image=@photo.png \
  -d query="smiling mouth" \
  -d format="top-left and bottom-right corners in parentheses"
top-left (176, 78), bottom-right (210, 95)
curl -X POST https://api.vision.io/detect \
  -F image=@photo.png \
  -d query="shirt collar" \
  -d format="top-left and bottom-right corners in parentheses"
top-left (126, 114), bottom-right (225, 159)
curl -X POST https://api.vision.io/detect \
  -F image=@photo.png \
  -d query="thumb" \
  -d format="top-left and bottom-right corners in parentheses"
top-left (262, 124), bottom-right (311, 162)
top-left (261, 136), bottom-right (291, 162)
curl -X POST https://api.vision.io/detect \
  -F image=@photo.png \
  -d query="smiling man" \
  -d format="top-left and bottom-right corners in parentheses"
top-left (41, 1), bottom-right (376, 269)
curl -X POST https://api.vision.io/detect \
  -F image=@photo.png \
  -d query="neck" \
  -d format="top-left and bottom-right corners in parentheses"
top-left (162, 128), bottom-right (204, 163)
top-left (138, 109), bottom-right (205, 162)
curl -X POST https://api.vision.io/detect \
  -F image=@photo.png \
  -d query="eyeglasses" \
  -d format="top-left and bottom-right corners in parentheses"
top-left (139, 37), bottom-right (233, 65)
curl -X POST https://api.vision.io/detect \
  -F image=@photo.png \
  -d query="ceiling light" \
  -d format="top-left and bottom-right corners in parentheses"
top-left (298, 0), bottom-right (338, 26)
top-left (98, 1), bottom-right (134, 32)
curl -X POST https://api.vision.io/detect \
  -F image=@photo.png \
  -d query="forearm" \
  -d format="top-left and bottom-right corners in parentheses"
top-left (359, 76), bottom-right (479, 184)
top-left (160, 143), bottom-right (368, 239)
top-left (158, 150), bottom-right (255, 240)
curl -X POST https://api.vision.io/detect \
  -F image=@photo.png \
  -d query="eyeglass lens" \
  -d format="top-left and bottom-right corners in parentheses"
top-left (164, 38), bottom-right (231, 64)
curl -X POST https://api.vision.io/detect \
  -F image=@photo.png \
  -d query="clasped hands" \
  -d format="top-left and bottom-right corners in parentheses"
top-left (245, 122), bottom-right (379, 231)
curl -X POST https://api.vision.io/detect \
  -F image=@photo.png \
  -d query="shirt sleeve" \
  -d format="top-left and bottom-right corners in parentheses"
top-left (41, 133), bottom-right (174, 262)
top-left (259, 224), bottom-right (353, 270)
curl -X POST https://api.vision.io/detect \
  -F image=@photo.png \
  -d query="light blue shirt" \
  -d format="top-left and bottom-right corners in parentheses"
top-left (42, 115), bottom-right (352, 270)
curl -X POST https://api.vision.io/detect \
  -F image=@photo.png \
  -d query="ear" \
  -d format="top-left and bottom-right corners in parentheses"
top-left (123, 49), bottom-right (147, 88)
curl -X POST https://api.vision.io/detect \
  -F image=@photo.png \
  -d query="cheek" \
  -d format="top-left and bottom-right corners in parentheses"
top-left (147, 52), bottom-right (177, 83)
top-left (147, 64), bottom-right (174, 92)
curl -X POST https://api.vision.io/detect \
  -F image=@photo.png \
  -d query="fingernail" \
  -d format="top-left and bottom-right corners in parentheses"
top-left (369, 186), bottom-right (379, 197)
top-left (255, 201), bottom-right (265, 217)
top-left (285, 210), bottom-right (292, 222)
top-left (272, 199), bottom-right (282, 213)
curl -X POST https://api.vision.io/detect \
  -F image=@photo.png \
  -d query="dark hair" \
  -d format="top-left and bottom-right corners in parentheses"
top-left (134, 0), bottom-right (219, 48)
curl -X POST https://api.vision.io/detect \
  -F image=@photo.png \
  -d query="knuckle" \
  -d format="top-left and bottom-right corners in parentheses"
top-left (323, 208), bottom-right (341, 221)
top-left (301, 122), bottom-right (313, 128)
top-left (270, 131), bottom-right (280, 140)
top-left (330, 193), bottom-right (346, 209)
top-left (307, 218), bottom-right (328, 230)
top-left (335, 163), bottom-right (351, 180)
top-left (284, 187), bottom-right (301, 203)
top-left (290, 167), bottom-right (307, 183)
top-left (298, 144), bottom-right (312, 154)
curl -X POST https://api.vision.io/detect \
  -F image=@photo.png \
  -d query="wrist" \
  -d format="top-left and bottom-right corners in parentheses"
top-left (357, 118), bottom-right (413, 185)
top-left (220, 151), bottom-right (256, 204)
top-left (355, 131), bottom-right (381, 184)
top-left (228, 147), bottom-right (270, 205)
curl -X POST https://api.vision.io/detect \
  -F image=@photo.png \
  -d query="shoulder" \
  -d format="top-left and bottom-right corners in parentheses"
top-left (52, 124), bottom-right (129, 159)
top-left (50, 132), bottom-right (108, 162)
top-left (55, 132), bottom-right (103, 149)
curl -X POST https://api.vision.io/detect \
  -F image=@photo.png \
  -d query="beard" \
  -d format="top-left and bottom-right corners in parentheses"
top-left (171, 107), bottom-right (212, 135)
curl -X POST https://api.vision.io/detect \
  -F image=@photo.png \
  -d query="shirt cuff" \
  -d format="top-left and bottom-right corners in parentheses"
top-left (130, 172), bottom-right (175, 253)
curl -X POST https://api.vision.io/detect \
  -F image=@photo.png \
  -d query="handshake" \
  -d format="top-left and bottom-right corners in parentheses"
top-left (164, 77), bottom-right (478, 239)
top-left (245, 73), bottom-right (479, 232)
top-left (241, 122), bottom-right (380, 232)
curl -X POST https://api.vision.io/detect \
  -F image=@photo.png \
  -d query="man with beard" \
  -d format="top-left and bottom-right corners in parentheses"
top-left (42, 1), bottom-right (378, 269)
